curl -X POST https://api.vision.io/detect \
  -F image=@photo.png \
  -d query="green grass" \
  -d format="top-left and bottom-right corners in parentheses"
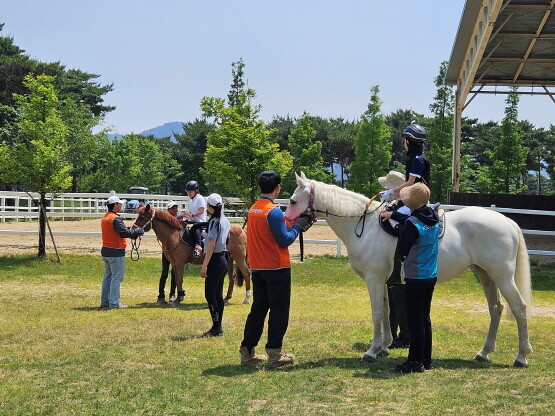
top-left (0, 254), bottom-right (554, 416)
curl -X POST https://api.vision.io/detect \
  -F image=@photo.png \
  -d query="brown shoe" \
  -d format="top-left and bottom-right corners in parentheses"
top-left (266, 348), bottom-right (295, 367)
top-left (240, 346), bottom-right (266, 365)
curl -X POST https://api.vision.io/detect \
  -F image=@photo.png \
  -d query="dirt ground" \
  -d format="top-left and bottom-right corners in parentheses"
top-left (1, 218), bottom-right (554, 263)
top-left (0, 218), bottom-right (342, 259)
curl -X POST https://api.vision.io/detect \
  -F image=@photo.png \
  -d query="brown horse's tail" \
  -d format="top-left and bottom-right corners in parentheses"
top-left (235, 264), bottom-right (245, 287)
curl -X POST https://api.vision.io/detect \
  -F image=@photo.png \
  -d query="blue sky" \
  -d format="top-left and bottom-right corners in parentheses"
top-left (2, 1), bottom-right (553, 134)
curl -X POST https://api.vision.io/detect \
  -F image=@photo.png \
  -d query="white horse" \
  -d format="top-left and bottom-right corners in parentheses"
top-left (285, 173), bottom-right (532, 367)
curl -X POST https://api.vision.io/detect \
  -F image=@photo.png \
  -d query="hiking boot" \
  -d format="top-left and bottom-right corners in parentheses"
top-left (240, 346), bottom-right (267, 365)
top-left (157, 296), bottom-right (167, 304)
top-left (423, 360), bottom-right (433, 370)
top-left (266, 348), bottom-right (295, 368)
top-left (169, 295), bottom-right (176, 302)
top-left (394, 360), bottom-right (424, 374)
top-left (200, 328), bottom-right (224, 338)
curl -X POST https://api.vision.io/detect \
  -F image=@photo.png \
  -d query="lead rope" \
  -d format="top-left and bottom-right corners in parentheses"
top-left (130, 237), bottom-right (141, 261)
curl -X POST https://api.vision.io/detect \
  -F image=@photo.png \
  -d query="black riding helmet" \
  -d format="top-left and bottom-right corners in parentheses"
top-left (402, 123), bottom-right (427, 144)
top-left (185, 180), bottom-right (199, 191)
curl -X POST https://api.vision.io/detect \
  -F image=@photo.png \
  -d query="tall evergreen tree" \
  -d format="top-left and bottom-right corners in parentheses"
top-left (489, 88), bottom-right (527, 193)
top-left (427, 61), bottom-right (454, 202)
top-left (282, 112), bottom-right (332, 195)
top-left (348, 86), bottom-right (391, 196)
top-left (201, 60), bottom-right (292, 206)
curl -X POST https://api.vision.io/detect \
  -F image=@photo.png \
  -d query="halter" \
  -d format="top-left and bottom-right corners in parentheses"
top-left (300, 183), bottom-right (385, 238)
top-left (130, 207), bottom-right (156, 261)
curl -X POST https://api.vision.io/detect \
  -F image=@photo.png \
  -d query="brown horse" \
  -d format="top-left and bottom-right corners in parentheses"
top-left (133, 203), bottom-right (251, 307)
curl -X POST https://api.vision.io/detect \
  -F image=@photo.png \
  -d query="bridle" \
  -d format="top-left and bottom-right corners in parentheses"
top-left (295, 183), bottom-right (386, 238)
top-left (130, 207), bottom-right (157, 261)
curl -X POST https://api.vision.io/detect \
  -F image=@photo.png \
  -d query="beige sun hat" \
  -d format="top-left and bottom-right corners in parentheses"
top-left (400, 183), bottom-right (430, 210)
top-left (378, 171), bottom-right (405, 190)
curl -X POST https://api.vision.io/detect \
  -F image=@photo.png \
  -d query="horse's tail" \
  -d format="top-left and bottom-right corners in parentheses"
top-left (234, 264), bottom-right (245, 287)
top-left (508, 217), bottom-right (533, 318)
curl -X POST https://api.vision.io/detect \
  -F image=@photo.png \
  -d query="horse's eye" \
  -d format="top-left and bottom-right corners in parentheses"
top-left (290, 199), bottom-right (297, 205)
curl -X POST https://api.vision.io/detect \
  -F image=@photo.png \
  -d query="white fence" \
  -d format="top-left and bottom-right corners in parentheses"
top-left (0, 192), bottom-right (553, 257)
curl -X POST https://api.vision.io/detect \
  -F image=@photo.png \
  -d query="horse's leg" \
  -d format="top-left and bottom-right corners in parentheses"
top-left (361, 277), bottom-right (388, 363)
top-left (495, 278), bottom-right (532, 367)
top-left (474, 267), bottom-right (504, 362)
top-left (235, 257), bottom-right (252, 304)
top-left (382, 286), bottom-right (393, 349)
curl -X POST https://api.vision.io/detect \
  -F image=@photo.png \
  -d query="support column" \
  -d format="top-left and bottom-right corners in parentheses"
top-left (452, 89), bottom-right (462, 192)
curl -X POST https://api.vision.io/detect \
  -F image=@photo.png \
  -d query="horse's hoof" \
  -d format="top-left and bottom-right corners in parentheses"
top-left (360, 354), bottom-right (376, 363)
top-left (474, 353), bottom-right (490, 362)
top-left (513, 359), bottom-right (528, 368)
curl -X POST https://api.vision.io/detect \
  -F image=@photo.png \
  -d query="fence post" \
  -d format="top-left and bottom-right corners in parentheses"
top-left (336, 239), bottom-right (342, 258)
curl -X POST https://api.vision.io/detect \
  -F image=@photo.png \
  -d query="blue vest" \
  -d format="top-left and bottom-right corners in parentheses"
top-left (403, 216), bottom-right (439, 280)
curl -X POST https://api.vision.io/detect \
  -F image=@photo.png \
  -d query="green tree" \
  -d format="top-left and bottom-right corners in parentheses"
top-left (385, 109), bottom-right (427, 168)
top-left (172, 119), bottom-right (214, 194)
top-left (0, 74), bottom-right (71, 258)
top-left (427, 61), bottom-right (454, 202)
top-left (282, 112), bottom-right (332, 195)
top-left (201, 60), bottom-right (292, 206)
top-left (489, 88), bottom-right (527, 193)
top-left (347, 86), bottom-right (391, 196)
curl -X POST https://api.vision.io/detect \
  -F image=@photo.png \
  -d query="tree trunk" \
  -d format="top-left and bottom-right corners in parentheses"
top-left (38, 193), bottom-right (47, 259)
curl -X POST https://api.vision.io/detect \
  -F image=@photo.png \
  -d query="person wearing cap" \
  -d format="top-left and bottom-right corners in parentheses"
top-left (100, 195), bottom-right (144, 309)
top-left (183, 180), bottom-right (207, 258)
top-left (393, 183), bottom-right (439, 374)
top-left (198, 193), bottom-right (230, 337)
top-left (378, 171), bottom-right (411, 350)
top-left (156, 201), bottom-right (179, 304)
top-left (239, 170), bottom-right (314, 367)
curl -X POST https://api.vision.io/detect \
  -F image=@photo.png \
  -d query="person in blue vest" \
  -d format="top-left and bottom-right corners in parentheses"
top-left (393, 183), bottom-right (439, 374)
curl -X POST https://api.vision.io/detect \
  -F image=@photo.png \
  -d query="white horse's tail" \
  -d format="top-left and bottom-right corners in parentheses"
top-left (508, 218), bottom-right (533, 318)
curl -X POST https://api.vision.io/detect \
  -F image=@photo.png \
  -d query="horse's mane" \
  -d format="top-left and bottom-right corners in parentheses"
top-left (311, 180), bottom-right (380, 217)
top-left (154, 209), bottom-right (183, 229)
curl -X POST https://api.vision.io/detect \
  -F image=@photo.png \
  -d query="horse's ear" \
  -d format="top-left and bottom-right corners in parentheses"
top-left (139, 202), bottom-right (145, 208)
top-left (145, 204), bottom-right (151, 212)
top-left (296, 171), bottom-right (309, 188)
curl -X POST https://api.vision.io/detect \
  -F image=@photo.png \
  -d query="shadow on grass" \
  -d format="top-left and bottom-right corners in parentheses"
top-left (73, 302), bottom-right (208, 312)
top-left (0, 254), bottom-right (45, 268)
top-left (202, 356), bottom-right (509, 378)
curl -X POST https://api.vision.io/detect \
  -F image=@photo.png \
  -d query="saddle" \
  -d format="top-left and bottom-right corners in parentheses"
top-left (179, 222), bottom-right (207, 246)
top-left (379, 202), bottom-right (446, 239)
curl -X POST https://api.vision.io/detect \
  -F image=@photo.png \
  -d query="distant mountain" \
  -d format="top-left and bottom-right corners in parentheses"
top-left (107, 121), bottom-right (185, 141)
top-left (139, 121), bottom-right (185, 140)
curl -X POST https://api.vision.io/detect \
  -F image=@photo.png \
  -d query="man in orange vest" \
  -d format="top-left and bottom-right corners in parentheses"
top-left (100, 195), bottom-right (144, 309)
top-left (239, 170), bottom-right (313, 367)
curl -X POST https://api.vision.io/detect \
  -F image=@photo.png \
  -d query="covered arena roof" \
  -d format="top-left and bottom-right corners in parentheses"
top-left (446, 0), bottom-right (555, 110)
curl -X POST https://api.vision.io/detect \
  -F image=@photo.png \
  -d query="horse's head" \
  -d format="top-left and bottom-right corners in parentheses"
top-left (133, 202), bottom-right (154, 232)
top-left (284, 172), bottom-right (313, 223)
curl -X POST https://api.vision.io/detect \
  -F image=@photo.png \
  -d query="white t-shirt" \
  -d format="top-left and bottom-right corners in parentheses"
top-left (187, 194), bottom-right (207, 223)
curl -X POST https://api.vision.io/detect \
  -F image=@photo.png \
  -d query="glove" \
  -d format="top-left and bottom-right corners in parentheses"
top-left (135, 227), bottom-right (145, 237)
top-left (295, 213), bottom-right (314, 232)
top-left (380, 189), bottom-right (394, 202)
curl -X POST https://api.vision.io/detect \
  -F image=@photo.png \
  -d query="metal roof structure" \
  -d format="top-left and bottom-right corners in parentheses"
top-left (445, 0), bottom-right (555, 190)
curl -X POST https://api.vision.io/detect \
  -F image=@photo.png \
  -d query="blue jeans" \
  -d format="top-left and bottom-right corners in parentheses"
top-left (101, 256), bottom-right (126, 307)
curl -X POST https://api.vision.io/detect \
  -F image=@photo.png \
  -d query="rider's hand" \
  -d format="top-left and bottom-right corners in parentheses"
top-left (295, 213), bottom-right (314, 232)
top-left (380, 189), bottom-right (394, 201)
top-left (380, 211), bottom-right (392, 219)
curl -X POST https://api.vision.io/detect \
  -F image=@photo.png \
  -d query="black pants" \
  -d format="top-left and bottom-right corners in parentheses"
top-left (388, 284), bottom-right (409, 342)
top-left (204, 252), bottom-right (227, 330)
top-left (158, 254), bottom-right (176, 298)
top-left (241, 268), bottom-right (291, 350)
top-left (405, 279), bottom-right (436, 363)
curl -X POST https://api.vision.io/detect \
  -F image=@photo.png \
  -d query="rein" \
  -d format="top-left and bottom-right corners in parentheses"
top-left (130, 207), bottom-right (157, 261)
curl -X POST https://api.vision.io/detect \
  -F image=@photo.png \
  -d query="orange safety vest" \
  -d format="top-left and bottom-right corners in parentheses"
top-left (101, 212), bottom-right (127, 249)
top-left (247, 199), bottom-right (290, 270)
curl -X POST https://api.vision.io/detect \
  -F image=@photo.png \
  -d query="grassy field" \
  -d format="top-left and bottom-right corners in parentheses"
top-left (0, 254), bottom-right (554, 416)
